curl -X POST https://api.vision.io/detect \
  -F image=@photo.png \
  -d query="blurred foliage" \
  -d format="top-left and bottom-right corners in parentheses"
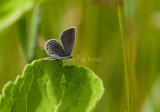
top-left (0, 0), bottom-right (160, 111)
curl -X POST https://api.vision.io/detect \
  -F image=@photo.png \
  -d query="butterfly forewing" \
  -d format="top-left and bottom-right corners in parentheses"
top-left (45, 39), bottom-right (65, 57)
top-left (60, 27), bottom-right (75, 56)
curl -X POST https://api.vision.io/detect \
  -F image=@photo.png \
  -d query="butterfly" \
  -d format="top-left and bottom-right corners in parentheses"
top-left (44, 27), bottom-right (76, 60)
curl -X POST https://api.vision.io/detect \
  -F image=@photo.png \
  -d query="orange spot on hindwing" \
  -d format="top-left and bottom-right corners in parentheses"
top-left (48, 45), bottom-right (50, 50)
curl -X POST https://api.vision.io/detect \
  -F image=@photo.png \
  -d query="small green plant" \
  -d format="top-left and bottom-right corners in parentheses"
top-left (0, 59), bottom-right (104, 112)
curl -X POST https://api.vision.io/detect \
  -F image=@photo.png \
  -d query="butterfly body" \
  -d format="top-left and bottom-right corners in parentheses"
top-left (45, 27), bottom-right (76, 60)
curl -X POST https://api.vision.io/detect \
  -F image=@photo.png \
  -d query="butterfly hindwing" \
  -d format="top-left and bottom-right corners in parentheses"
top-left (45, 39), bottom-right (65, 57)
top-left (60, 27), bottom-right (76, 56)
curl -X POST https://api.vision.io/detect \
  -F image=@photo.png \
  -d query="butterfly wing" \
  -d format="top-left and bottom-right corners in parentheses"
top-left (60, 27), bottom-right (76, 56)
top-left (45, 39), bottom-right (65, 57)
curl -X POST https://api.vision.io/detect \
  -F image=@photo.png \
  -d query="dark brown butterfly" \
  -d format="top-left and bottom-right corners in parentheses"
top-left (44, 27), bottom-right (76, 60)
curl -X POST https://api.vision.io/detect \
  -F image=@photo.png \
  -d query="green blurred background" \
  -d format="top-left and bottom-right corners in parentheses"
top-left (0, 0), bottom-right (160, 111)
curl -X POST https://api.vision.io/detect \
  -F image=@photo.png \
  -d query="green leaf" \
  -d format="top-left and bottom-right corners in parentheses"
top-left (0, 59), bottom-right (104, 112)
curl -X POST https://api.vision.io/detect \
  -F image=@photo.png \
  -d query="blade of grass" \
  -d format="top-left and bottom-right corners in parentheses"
top-left (27, 4), bottom-right (41, 63)
top-left (117, 0), bottom-right (130, 111)
top-left (17, 18), bottom-right (28, 61)
top-left (124, 0), bottom-right (137, 111)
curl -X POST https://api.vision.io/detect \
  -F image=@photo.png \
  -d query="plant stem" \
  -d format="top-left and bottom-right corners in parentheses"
top-left (117, 1), bottom-right (130, 111)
